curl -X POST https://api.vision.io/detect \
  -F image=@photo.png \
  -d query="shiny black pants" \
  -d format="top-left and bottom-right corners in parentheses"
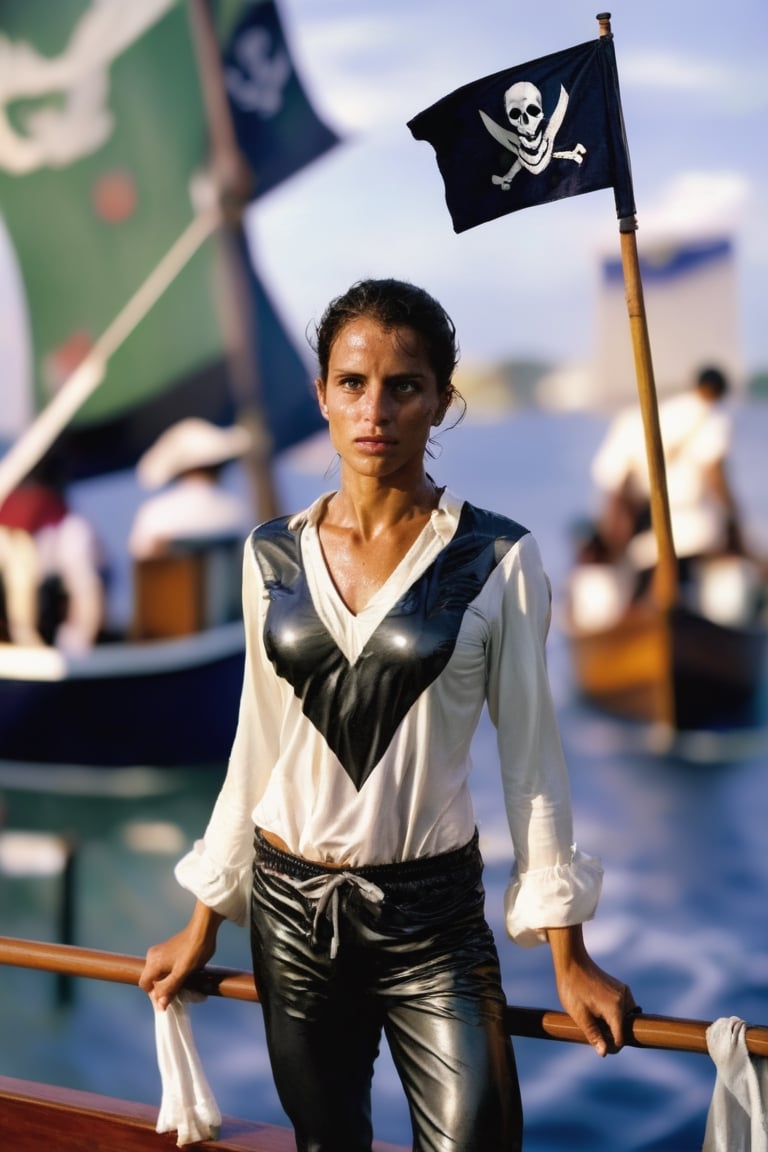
top-left (250, 829), bottom-right (523, 1152)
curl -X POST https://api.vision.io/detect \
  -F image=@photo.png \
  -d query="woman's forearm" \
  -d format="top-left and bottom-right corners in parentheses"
top-left (546, 922), bottom-right (588, 978)
top-left (188, 899), bottom-right (225, 949)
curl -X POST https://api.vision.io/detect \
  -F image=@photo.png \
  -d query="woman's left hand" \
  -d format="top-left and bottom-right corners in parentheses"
top-left (547, 924), bottom-right (638, 1056)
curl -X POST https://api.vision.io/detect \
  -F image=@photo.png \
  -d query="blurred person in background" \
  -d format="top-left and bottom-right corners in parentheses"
top-left (128, 418), bottom-right (253, 561)
top-left (590, 366), bottom-right (747, 588)
top-left (0, 459), bottom-right (105, 652)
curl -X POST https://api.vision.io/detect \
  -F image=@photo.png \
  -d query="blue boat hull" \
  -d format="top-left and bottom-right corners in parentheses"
top-left (0, 625), bottom-right (244, 768)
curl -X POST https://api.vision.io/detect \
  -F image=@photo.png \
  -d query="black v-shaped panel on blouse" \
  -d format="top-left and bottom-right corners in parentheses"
top-left (251, 502), bottom-right (529, 791)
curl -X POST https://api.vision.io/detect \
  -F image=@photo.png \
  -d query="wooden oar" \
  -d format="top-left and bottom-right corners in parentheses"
top-left (2, 937), bottom-right (766, 1057)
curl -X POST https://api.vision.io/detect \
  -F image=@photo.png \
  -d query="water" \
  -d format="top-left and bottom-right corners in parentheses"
top-left (1, 403), bottom-right (768, 1150)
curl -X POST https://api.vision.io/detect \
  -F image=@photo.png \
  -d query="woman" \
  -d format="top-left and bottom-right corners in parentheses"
top-left (140, 279), bottom-right (635, 1152)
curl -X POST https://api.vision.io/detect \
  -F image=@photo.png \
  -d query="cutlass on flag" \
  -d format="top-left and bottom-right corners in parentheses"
top-left (408, 35), bottom-right (634, 234)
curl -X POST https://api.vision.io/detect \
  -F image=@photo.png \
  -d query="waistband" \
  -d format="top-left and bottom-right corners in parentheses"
top-left (253, 827), bottom-right (481, 886)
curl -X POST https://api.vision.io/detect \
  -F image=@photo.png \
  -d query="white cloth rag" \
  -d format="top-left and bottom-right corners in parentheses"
top-left (703, 1016), bottom-right (768, 1151)
top-left (153, 990), bottom-right (222, 1147)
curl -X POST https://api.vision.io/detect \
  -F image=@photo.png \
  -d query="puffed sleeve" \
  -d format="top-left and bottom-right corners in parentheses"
top-left (174, 535), bottom-right (283, 925)
top-left (485, 532), bottom-right (603, 947)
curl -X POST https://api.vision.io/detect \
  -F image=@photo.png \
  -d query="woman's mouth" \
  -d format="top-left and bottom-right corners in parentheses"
top-left (355, 437), bottom-right (396, 453)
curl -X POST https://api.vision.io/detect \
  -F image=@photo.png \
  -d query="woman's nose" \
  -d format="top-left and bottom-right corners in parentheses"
top-left (363, 383), bottom-right (392, 423)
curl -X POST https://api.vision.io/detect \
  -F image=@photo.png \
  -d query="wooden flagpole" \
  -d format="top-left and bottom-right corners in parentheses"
top-left (596, 13), bottom-right (678, 614)
top-left (186, 0), bottom-right (280, 525)
top-left (597, 13), bottom-right (679, 726)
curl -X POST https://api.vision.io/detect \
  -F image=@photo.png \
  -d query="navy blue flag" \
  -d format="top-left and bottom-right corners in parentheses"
top-left (222, 0), bottom-right (339, 200)
top-left (243, 242), bottom-right (327, 452)
top-left (408, 36), bottom-right (634, 234)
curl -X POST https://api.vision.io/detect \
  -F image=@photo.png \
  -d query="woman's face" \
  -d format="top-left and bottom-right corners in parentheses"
top-left (316, 317), bottom-right (447, 483)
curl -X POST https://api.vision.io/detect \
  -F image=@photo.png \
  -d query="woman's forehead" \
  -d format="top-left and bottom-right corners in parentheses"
top-left (329, 317), bottom-right (427, 363)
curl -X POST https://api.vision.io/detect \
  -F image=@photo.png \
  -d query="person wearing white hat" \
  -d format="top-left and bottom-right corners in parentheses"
top-left (128, 419), bottom-right (254, 561)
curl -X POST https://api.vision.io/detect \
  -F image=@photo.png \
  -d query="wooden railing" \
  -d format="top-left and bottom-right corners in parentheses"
top-left (3, 935), bottom-right (768, 1057)
top-left (0, 936), bottom-right (411, 1152)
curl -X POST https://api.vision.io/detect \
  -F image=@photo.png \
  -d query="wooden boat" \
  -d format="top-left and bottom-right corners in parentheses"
top-left (1, 935), bottom-right (767, 1152)
top-left (0, 529), bottom-right (254, 767)
top-left (0, 621), bottom-right (246, 769)
top-left (564, 563), bottom-right (768, 733)
top-left (0, 0), bottom-right (335, 767)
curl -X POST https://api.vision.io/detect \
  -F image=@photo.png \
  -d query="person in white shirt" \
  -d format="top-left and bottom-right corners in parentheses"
top-left (128, 418), bottom-right (253, 561)
top-left (591, 366), bottom-right (743, 576)
top-left (140, 279), bottom-right (635, 1152)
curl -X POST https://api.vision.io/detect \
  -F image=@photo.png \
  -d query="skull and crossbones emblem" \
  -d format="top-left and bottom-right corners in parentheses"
top-left (479, 82), bottom-right (586, 190)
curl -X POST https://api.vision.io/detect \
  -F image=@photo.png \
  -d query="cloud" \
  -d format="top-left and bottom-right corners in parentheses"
top-left (643, 172), bottom-right (752, 246)
top-left (285, 13), bottom-right (426, 131)
top-left (622, 50), bottom-right (728, 91)
top-left (620, 50), bottom-right (767, 111)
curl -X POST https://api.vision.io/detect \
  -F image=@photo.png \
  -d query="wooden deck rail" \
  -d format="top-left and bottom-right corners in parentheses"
top-left (2, 936), bottom-right (768, 1058)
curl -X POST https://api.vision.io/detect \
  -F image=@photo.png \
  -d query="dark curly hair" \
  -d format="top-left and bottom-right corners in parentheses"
top-left (311, 279), bottom-right (460, 401)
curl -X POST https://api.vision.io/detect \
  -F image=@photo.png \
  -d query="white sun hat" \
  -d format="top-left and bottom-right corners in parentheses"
top-left (137, 418), bottom-right (253, 490)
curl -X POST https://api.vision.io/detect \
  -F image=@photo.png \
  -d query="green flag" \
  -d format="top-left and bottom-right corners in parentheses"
top-left (0, 1), bottom-right (225, 461)
top-left (0, 0), bottom-right (328, 479)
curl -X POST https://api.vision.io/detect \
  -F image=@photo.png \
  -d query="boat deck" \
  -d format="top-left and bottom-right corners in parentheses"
top-left (0, 1075), bottom-right (408, 1152)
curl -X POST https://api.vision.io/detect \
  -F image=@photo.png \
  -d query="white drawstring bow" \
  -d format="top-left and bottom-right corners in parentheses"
top-left (272, 868), bottom-right (385, 959)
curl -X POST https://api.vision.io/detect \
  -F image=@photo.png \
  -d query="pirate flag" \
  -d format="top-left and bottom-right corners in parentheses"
top-left (408, 36), bottom-right (634, 234)
top-left (222, 0), bottom-right (340, 200)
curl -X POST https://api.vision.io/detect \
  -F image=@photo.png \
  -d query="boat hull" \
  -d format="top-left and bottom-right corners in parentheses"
top-left (0, 1075), bottom-right (408, 1152)
top-left (567, 602), bottom-right (767, 731)
top-left (0, 624), bottom-right (244, 768)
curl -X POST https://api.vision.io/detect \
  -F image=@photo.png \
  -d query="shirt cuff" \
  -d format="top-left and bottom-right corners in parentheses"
top-left (174, 840), bottom-right (251, 927)
top-left (504, 845), bottom-right (604, 948)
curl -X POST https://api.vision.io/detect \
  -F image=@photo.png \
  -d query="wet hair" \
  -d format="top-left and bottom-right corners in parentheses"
top-left (311, 278), bottom-right (460, 399)
top-left (696, 365), bottom-right (729, 399)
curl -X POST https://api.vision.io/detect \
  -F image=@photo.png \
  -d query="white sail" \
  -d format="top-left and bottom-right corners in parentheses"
top-left (593, 232), bottom-right (744, 409)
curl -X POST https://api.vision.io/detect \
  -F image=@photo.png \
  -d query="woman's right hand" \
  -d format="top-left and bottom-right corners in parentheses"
top-left (139, 900), bottom-right (223, 1011)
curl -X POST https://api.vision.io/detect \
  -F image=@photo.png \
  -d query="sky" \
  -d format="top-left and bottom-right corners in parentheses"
top-left (248, 0), bottom-right (768, 378)
top-left (1, 0), bottom-right (766, 429)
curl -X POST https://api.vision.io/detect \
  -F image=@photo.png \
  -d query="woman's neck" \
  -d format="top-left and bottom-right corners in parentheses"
top-left (316, 475), bottom-right (442, 614)
top-left (326, 472), bottom-right (440, 541)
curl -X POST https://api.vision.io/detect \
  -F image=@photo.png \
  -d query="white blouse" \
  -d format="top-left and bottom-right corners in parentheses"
top-left (176, 489), bottom-right (602, 948)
